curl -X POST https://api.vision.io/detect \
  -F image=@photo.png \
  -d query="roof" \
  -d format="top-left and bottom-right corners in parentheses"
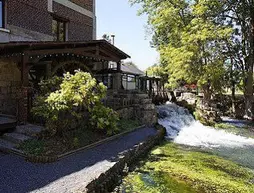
top-left (0, 40), bottom-right (130, 61)
top-left (121, 63), bottom-right (145, 75)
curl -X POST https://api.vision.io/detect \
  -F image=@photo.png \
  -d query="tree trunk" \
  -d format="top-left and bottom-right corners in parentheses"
top-left (244, 14), bottom-right (254, 120)
top-left (202, 84), bottom-right (212, 106)
top-left (230, 57), bottom-right (236, 114)
top-left (231, 81), bottom-right (236, 114)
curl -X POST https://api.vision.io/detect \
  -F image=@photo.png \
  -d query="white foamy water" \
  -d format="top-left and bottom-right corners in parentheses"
top-left (157, 103), bottom-right (254, 169)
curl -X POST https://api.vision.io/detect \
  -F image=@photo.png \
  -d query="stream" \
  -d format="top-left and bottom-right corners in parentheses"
top-left (114, 103), bottom-right (254, 192)
top-left (157, 102), bottom-right (254, 169)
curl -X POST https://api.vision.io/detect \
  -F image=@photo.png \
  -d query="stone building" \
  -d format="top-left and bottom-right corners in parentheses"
top-left (0, 0), bottom-right (158, 127)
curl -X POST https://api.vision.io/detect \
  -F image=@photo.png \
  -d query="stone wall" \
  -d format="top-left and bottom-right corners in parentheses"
top-left (7, 0), bottom-right (52, 37)
top-left (1, 0), bottom-right (94, 42)
top-left (0, 59), bottom-right (22, 116)
top-left (70, 0), bottom-right (94, 12)
top-left (53, 2), bottom-right (94, 41)
top-left (107, 92), bottom-right (157, 126)
top-left (85, 125), bottom-right (166, 193)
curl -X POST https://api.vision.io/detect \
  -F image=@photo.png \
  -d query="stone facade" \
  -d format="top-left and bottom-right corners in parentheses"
top-left (106, 92), bottom-right (157, 126)
top-left (0, 0), bottom-right (95, 42)
top-left (53, 2), bottom-right (94, 41)
top-left (70, 0), bottom-right (93, 12)
top-left (0, 59), bottom-right (21, 115)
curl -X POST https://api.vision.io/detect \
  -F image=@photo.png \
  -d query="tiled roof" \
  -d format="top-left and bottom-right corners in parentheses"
top-left (121, 63), bottom-right (145, 75)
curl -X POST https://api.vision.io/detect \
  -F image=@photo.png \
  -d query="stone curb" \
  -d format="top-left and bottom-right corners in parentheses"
top-left (57, 125), bottom-right (146, 160)
top-left (4, 125), bottom-right (147, 163)
top-left (85, 124), bottom-right (166, 193)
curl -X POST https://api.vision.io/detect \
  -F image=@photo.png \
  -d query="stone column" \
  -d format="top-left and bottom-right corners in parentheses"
top-left (18, 55), bottom-right (29, 123)
top-left (113, 61), bottom-right (122, 90)
top-left (46, 62), bottom-right (52, 79)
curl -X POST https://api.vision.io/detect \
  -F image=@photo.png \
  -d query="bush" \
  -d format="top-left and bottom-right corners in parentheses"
top-left (32, 70), bottom-right (119, 136)
top-left (19, 139), bottom-right (45, 156)
top-left (90, 104), bottom-right (119, 135)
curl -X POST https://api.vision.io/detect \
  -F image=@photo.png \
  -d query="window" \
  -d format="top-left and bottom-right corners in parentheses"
top-left (0, 0), bottom-right (4, 28)
top-left (52, 18), bottom-right (66, 41)
top-left (94, 74), bottom-right (113, 89)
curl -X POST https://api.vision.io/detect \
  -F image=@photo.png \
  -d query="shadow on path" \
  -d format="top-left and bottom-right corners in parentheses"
top-left (0, 127), bottom-right (157, 193)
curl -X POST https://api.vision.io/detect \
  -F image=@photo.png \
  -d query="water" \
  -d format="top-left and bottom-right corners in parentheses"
top-left (157, 102), bottom-right (254, 169)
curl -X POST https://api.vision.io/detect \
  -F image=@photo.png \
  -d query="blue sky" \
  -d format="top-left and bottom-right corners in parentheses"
top-left (96, 0), bottom-right (159, 70)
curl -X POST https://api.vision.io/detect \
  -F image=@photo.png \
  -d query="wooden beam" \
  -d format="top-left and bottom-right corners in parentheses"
top-left (96, 44), bottom-right (100, 55)
top-left (117, 61), bottom-right (121, 71)
top-left (74, 51), bottom-right (119, 62)
top-left (21, 55), bottom-right (29, 87)
top-left (99, 49), bottom-right (120, 62)
top-left (24, 47), bottom-right (96, 56)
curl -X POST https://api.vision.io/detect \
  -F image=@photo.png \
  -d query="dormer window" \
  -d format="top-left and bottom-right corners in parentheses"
top-left (52, 18), bottom-right (67, 41)
top-left (0, 0), bottom-right (4, 28)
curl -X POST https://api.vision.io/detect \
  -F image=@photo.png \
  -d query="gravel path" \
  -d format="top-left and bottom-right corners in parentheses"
top-left (0, 126), bottom-right (157, 193)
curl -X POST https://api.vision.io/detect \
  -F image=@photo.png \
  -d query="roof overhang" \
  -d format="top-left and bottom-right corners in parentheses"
top-left (0, 40), bottom-right (131, 62)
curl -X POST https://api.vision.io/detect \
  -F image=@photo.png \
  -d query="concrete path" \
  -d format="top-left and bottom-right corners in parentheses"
top-left (0, 126), bottom-right (157, 193)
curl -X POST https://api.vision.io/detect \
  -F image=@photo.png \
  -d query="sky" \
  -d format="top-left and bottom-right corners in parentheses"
top-left (96, 0), bottom-right (159, 71)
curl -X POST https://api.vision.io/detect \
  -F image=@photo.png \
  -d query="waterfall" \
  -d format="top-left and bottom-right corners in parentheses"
top-left (157, 103), bottom-right (254, 169)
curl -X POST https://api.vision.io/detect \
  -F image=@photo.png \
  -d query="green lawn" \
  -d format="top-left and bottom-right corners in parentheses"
top-left (117, 142), bottom-right (254, 193)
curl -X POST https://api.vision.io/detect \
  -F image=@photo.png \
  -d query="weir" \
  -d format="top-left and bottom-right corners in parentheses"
top-left (157, 103), bottom-right (254, 169)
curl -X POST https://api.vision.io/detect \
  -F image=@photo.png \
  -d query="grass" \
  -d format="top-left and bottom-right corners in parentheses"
top-left (214, 123), bottom-right (254, 139)
top-left (117, 142), bottom-right (254, 193)
top-left (19, 119), bottom-right (142, 156)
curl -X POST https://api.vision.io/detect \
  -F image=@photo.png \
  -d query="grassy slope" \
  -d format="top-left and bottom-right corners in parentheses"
top-left (119, 142), bottom-right (254, 193)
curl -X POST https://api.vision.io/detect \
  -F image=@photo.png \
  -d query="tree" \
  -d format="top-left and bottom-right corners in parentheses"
top-left (131, 0), bottom-right (231, 101)
top-left (146, 63), bottom-right (168, 86)
top-left (220, 0), bottom-right (254, 119)
top-left (131, 0), bottom-right (254, 118)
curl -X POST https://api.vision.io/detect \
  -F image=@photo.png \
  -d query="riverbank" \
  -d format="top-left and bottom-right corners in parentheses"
top-left (115, 142), bottom-right (254, 193)
top-left (114, 103), bottom-right (254, 193)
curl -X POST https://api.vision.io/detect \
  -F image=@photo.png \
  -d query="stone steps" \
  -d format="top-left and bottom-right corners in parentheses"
top-left (0, 138), bottom-right (23, 154)
top-left (2, 132), bottom-right (32, 144)
top-left (0, 138), bottom-right (16, 151)
top-left (15, 124), bottom-right (44, 137)
top-left (0, 116), bottom-right (17, 133)
top-left (0, 123), bottom-right (45, 154)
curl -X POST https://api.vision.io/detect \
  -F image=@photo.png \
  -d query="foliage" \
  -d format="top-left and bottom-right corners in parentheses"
top-left (18, 139), bottom-right (45, 156)
top-left (90, 104), bottom-right (119, 135)
top-left (131, 0), bottom-right (232, 98)
top-left (215, 123), bottom-right (254, 139)
top-left (119, 142), bottom-right (254, 193)
top-left (32, 71), bottom-right (119, 136)
top-left (117, 118), bottom-right (141, 132)
top-left (214, 123), bottom-right (238, 130)
top-left (130, 0), bottom-right (254, 116)
top-left (193, 110), bottom-right (215, 126)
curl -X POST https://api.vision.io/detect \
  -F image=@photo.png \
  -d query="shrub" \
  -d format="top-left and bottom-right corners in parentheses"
top-left (32, 70), bottom-right (119, 136)
top-left (19, 139), bottom-right (45, 156)
top-left (90, 104), bottom-right (119, 135)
